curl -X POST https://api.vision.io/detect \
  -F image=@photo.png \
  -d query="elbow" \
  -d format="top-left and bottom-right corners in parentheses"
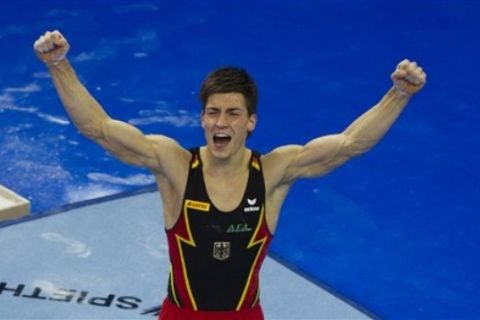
top-left (79, 124), bottom-right (101, 139)
top-left (341, 134), bottom-right (375, 157)
top-left (78, 118), bottom-right (109, 140)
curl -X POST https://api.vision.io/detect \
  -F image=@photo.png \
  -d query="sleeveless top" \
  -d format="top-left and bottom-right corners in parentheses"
top-left (165, 147), bottom-right (273, 311)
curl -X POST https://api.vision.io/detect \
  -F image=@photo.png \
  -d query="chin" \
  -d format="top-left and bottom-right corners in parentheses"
top-left (207, 143), bottom-right (235, 160)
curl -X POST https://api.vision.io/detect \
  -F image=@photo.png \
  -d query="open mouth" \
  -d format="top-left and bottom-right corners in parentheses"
top-left (213, 133), bottom-right (232, 148)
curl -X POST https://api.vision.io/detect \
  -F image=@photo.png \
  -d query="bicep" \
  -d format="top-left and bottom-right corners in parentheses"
top-left (93, 119), bottom-right (161, 170)
top-left (282, 133), bottom-right (354, 182)
top-left (92, 119), bottom-right (190, 181)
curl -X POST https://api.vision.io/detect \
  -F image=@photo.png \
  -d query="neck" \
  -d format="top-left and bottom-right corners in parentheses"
top-left (201, 147), bottom-right (250, 178)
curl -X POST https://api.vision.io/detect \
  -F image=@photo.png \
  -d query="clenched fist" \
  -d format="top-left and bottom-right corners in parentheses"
top-left (33, 30), bottom-right (70, 65)
top-left (391, 59), bottom-right (427, 96)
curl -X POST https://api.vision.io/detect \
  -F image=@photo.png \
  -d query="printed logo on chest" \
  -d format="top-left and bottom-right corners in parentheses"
top-left (226, 223), bottom-right (253, 233)
top-left (244, 198), bottom-right (260, 213)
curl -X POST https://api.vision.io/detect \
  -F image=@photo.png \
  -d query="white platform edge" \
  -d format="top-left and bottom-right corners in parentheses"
top-left (0, 185), bottom-right (31, 222)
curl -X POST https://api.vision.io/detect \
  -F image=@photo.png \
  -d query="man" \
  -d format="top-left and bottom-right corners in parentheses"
top-left (34, 30), bottom-right (426, 320)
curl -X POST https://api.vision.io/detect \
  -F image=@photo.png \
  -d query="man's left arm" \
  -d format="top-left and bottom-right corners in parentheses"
top-left (273, 59), bottom-right (427, 184)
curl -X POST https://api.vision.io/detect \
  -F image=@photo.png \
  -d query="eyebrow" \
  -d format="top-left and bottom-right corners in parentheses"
top-left (205, 106), bottom-right (242, 112)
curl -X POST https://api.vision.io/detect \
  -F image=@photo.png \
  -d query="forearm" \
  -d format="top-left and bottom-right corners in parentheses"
top-left (47, 59), bottom-right (109, 138)
top-left (343, 87), bottom-right (411, 155)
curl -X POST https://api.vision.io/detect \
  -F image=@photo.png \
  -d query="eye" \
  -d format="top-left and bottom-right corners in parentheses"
top-left (206, 109), bottom-right (218, 116)
top-left (228, 109), bottom-right (241, 116)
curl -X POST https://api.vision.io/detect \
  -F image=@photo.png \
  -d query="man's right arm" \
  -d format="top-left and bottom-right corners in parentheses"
top-left (34, 30), bottom-right (187, 174)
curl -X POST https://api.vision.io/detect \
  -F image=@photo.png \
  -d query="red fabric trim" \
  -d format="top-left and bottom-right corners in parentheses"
top-left (159, 298), bottom-right (264, 320)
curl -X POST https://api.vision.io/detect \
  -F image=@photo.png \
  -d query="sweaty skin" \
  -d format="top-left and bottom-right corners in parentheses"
top-left (33, 30), bottom-right (426, 234)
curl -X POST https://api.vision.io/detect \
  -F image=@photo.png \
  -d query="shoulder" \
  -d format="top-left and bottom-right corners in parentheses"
top-left (147, 135), bottom-right (190, 157)
top-left (146, 134), bottom-right (192, 177)
top-left (261, 144), bottom-right (303, 190)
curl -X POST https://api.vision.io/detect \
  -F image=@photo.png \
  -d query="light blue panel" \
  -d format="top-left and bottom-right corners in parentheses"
top-left (0, 192), bottom-right (371, 319)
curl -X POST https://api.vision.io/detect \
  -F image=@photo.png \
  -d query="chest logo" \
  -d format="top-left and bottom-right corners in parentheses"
top-left (226, 223), bottom-right (253, 233)
top-left (213, 241), bottom-right (230, 261)
top-left (244, 198), bottom-right (260, 213)
top-left (185, 200), bottom-right (210, 212)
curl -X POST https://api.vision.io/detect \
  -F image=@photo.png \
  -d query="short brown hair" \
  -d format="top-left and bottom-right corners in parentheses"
top-left (199, 67), bottom-right (258, 116)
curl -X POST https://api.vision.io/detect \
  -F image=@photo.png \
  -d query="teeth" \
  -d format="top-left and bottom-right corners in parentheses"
top-left (214, 133), bottom-right (230, 138)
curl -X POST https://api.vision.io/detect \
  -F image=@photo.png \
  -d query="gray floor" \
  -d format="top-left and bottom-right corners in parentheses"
top-left (0, 191), bottom-right (372, 319)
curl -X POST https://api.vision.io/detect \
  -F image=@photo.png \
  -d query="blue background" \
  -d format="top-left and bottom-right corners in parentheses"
top-left (1, 0), bottom-right (479, 318)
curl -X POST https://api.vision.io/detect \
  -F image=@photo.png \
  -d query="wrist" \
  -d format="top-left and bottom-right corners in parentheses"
top-left (46, 57), bottom-right (68, 68)
top-left (46, 58), bottom-right (70, 72)
top-left (391, 86), bottom-right (412, 99)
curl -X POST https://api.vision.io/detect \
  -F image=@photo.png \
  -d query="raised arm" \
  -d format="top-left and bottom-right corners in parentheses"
top-left (33, 30), bottom-right (188, 174)
top-left (264, 59), bottom-right (427, 186)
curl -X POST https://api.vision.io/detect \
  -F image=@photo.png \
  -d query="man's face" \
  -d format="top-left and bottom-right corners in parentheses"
top-left (201, 92), bottom-right (256, 160)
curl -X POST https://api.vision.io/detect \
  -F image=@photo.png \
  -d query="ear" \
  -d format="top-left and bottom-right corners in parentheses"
top-left (247, 114), bottom-right (257, 133)
top-left (200, 110), bottom-right (205, 128)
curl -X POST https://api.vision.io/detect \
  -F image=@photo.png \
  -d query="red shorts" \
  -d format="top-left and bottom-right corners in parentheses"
top-left (158, 298), bottom-right (264, 320)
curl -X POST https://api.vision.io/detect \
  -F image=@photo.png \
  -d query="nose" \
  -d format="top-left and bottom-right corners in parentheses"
top-left (215, 112), bottom-right (229, 127)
